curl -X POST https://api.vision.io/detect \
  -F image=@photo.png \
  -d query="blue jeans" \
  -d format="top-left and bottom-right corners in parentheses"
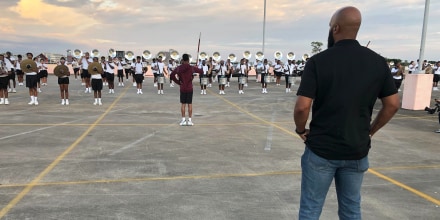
top-left (299, 147), bottom-right (369, 220)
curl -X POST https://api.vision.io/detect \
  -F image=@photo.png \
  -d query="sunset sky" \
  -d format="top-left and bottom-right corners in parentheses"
top-left (0, 0), bottom-right (438, 62)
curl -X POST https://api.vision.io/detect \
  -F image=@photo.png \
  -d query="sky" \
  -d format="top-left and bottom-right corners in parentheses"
top-left (0, 0), bottom-right (439, 62)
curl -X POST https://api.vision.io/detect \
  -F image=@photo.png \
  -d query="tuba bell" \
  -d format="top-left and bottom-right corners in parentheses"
top-left (287, 52), bottom-right (296, 61)
top-left (199, 51), bottom-right (207, 60)
top-left (125, 51), bottom-right (135, 60)
top-left (156, 51), bottom-right (166, 60)
top-left (243, 51), bottom-right (251, 59)
top-left (228, 53), bottom-right (237, 63)
top-left (108, 48), bottom-right (116, 58)
top-left (212, 52), bottom-right (221, 62)
top-left (170, 50), bottom-right (180, 60)
top-left (73, 49), bottom-right (83, 59)
top-left (274, 51), bottom-right (283, 60)
top-left (255, 51), bottom-right (264, 61)
top-left (90, 49), bottom-right (100, 58)
top-left (302, 53), bottom-right (309, 61)
top-left (142, 50), bottom-right (152, 60)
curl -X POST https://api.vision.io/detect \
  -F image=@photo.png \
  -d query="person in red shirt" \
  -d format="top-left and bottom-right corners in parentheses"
top-left (170, 54), bottom-right (203, 126)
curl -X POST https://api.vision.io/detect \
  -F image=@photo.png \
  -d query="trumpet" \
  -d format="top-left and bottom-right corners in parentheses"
top-left (108, 48), bottom-right (116, 58)
top-left (255, 51), bottom-right (264, 61)
top-left (90, 49), bottom-right (100, 58)
top-left (274, 51), bottom-right (283, 60)
top-left (243, 51), bottom-right (251, 59)
top-left (125, 51), bottom-right (135, 60)
top-left (142, 50), bottom-right (152, 60)
top-left (73, 49), bottom-right (83, 59)
top-left (212, 52), bottom-right (221, 62)
top-left (287, 52), bottom-right (296, 61)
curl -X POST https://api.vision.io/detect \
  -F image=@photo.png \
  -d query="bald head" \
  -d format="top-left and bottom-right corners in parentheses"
top-left (329, 6), bottom-right (362, 42)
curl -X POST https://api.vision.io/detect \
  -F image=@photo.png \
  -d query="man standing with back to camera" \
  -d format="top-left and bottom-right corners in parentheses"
top-left (294, 6), bottom-right (399, 220)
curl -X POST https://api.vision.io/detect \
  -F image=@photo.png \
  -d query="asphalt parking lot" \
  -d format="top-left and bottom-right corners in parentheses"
top-left (0, 75), bottom-right (439, 219)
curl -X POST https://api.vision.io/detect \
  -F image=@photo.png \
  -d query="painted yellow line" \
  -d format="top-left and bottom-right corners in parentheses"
top-left (0, 87), bottom-right (129, 218)
top-left (368, 168), bottom-right (440, 206)
top-left (0, 170), bottom-right (302, 189)
top-left (372, 164), bottom-right (440, 171)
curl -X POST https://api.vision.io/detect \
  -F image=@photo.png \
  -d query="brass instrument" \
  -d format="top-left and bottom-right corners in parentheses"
top-left (125, 51), bottom-right (135, 60)
top-left (90, 49), bottom-right (100, 58)
top-left (228, 53), bottom-right (237, 63)
top-left (274, 51), bottom-right (283, 60)
top-left (287, 52), bottom-right (296, 61)
top-left (108, 48), bottom-right (116, 58)
top-left (170, 50), bottom-right (180, 60)
top-left (302, 54), bottom-right (309, 61)
top-left (243, 51), bottom-right (251, 59)
top-left (73, 49), bottom-right (83, 59)
top-left (156, 51), bottom-right (166, 60)
top-left (142, 50), bottom-right (152, 60)
top-left (53, 65), bottom-right (69, 77)
top-left (212, 52), bottom-right (221, 62)
top-left (255, 51), bottom-right (264, 61)
top-left (199, 51), bottom-right (207, 60)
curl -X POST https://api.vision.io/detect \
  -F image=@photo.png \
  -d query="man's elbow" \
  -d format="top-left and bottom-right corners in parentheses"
top-left (383, 94), bottom-right (400, 114)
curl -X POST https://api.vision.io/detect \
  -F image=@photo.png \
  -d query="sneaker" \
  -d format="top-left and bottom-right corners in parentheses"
top-left (158, 90), bottom-right (161, 95)
top-left (187, 120), bottom-right (194, 126)
top-left (28, 100), bottom-right (34, 105)
top-left (170, 83), bottom-right (174, 87)
top-left (8, 88), bottom-right (12, 92)
top-left (244, 83), bottom-right (248, 87)
top-left (154, 82), bottom-right (157, 87)
top-left (93, 101), bottom-right (98, 105)
top-left (65, 100), bottom-right (69, 105)
top-left (160, 90), bottom-right (164, 95)
top-left (133, 82), bottom-right (137, 87)
top-left (201, 90), bottom-right (204, 95)
top-left (435, 129), bottom-right (440, 133)
top-left (219, 91), bottom-right (222, 94)
top-left (12, 89), bottom-right (16, 93)
top-left (4, 99), bottom-right (9, 105)
top-left (434, 87), bottom-right (439, 91)
top-left (137, 90), bottom-right (140, 94)
top-left (85, 89), bottom-right (88, 93)
top-left (208, 84), bottom-right (212, 88)
top-left (98, 100), bottom-right (102, 106)
top-left (38, 88), bottom-right (42, 93)
top-left (109, 90), bottom-right (112, 94)
top-left (61, 100), bottom-right (65, 105)
top-left (34, 100), bottom-right (39, 106)
top-left (139, 90), bottom-right (143, 94)
top-left (121, 83), bottom-right (124, 87)
top-left (179, 119), bottom-right (186, 126)
top-left (0, 100), bottom-right (3, 105)
top-left (203, 90), bottom-right (206, 95)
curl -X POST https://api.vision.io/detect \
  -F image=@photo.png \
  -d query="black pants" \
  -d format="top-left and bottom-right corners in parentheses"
top-left (394, 79), bottom-right (403, 90)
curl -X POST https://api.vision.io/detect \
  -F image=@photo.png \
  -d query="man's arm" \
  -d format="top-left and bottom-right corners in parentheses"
top-left (294, 95), bottom-right (313, 140)
top-left (370, 94), bottom-right (400, 137)
top-left (170, 69), bottom-right (180, 85)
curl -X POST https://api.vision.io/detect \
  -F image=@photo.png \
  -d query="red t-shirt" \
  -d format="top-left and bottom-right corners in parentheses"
top-left (170, 63), bottom-right (203, 93)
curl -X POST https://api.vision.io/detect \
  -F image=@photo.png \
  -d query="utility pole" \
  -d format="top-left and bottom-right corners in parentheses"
top-left (417, 0), bottom-right (430, 73)
top-left (262, 0), bottom-right (266, 54)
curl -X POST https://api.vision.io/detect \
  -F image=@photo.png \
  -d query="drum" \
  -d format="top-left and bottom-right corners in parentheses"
top-left (239, 76), bottom-right (247, 85)
top-left (158, 76), bottom-right (165, 84)
top-left (265, 75), bottom-right (272, 83)
top-left (219, 77), bottom-right (227, 85)
top-left (201, 77), bottom-right (208, 85)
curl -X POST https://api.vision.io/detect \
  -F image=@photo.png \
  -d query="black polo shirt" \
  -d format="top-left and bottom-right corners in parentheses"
top-left (297, 39), bottom-right (397, 160)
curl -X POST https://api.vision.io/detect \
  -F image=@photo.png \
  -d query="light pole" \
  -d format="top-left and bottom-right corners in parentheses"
top-left (262, 0), bottom-right (266, 54)
top-left (417, 0), bottom-right (430, 73)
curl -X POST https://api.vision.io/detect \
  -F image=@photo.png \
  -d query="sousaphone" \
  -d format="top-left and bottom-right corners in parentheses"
top-left (302, 54), bottom-right (309, 61)
top-left (255, 51), bottom-right (264, 61)
top-left (53, 65), bottom-right (69, 77)
top-left (243, 51), bottom-right (251, 59)
top-left (170, 50), bottom-right (180, 60)
top-left (156, 51), bottom-right (166, 60)
top-left (142, 50), bottom-right (152, 60)
top-left (88, 62), bottom-right (103, 75)
top-left (199, 52), bottom-right (207, 60)
top-left (20, 59), bottom-right (38, 73)
top-left (287, 52), bottom-right (296, 61)
top-left (90, 49), bottom-right (100, 58)
top-left (274, 51), bottom-right (283, 60)
top-left (73, 49), bottom-right (82, 59)
top-left (212, 52), bottom-right (221, 62)
top-left (108, 48), bottom-right (116, 58)
top-left (125, 51), bottom-right (135, 60)
top-left (228, 53), bottom-right (237, 63)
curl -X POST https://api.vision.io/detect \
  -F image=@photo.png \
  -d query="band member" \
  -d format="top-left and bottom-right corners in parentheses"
top-left (285, 59), bottom-right (296, 93)
top-left (71, 58), bottom-right (80, 80)
top-left (391, 61), bottom-right (404, 91)
top-left (433, 61), bottom-right (440, 91)
top-left (237, 58), bottom-right (248, 94)
top-left (132, 56), bottom-right (145, 94)
top-left (15, 55), bottom-right (24, 86)
top-left (122, 58), bottom-right (131, 83)
top-left (244, 59), bottom-right (250, 87)
top-left (198, 60), bottom-right (209, 95)
top-left (151, 58), bottom-right (158, 87)
top-left (156, 56), bottom-right (168, 95)
top-left (25, 53), bottom-right (39, 105)
top-left (297, 61), bottom-right (305, 76)
top-left (101, 56), bottom-right (115, 93)
top-left (170, 54), bottom-right (203, 126)
top-left (116, 57), bottom-right (125, 86)
top-left (101, 58), bottom-right (108, 87)
top-left (39, 58), bottom-right (49, 86)
top-left (259, 59), bottom-right (270, 93)
top-left (78, 52), bottom-right (92, 93)
top-left (408, 61), bottom-right (416, 74)
top-left (216, 60), bottom-right (228, 95)
top-left (0, 54), bottom-right (10, 104)
top-left (225, 59), bottom-right (232, 87)
top-left (35, 57), bottom-right (43, 93)
top-left (207, 57), bottom-right (213, 87)
top-left (168, 59), bottom-right (176, 87)
top-left (5, 52), bottom-right (16, 93)
top-left (91, 57), bottom-right (103, 105)
top-left (57, 57), bottom-right (70, 105)
top-left (273, 59), bottom-right (283, 86)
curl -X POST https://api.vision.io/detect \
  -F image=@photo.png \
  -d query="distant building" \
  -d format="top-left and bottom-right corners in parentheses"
top-left (41, 52), bottom-right (64, 64)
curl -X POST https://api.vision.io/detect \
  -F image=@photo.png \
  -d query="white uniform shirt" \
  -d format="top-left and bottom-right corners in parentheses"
top-left (391, 67), bottom-right (403, 80)
top-left (157, 62), bottom-right (165, 75)
top-left (104, 62), bottom-right (115, 73)
top-left (151, 62), bottom-right (158, 74)
top-left (198, 64), bottom-right (209, 75)
top-left (217, 65), bottom-right (227, 76)
top-left (116, 61), bottom-right (123, 70)
top-left (4, 57), bottom-right (15, 71)
top-left (435, 66), bottom-right (440, 75)
top-left (132, 62), bottom-right (143, 74)
top-left (237, 64), bottom-right (247, 74)
top-left (408, 64), bottom-right (416, 73)
top-left (274, 64), bottom-right (283, 72)
top-left (80, 57), bottom-right (92, 69)
top-left (71, 61), bottom-right (79, 69)
top-left (15, 60), bottom-right (21, 70)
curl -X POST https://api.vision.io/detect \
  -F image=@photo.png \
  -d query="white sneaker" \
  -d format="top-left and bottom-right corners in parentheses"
top-left (222, 91), bottom-right (225, 95)
top-left (208, 84), bottom-right (212, 88)
top-left (109, 90), bottom-right (112, 94)
top-left (137, 90), bottom-right (140, 94)
top-left (98, 100), bottom-right (102, 106)
top-left (203, 90), bottom-right (206, 95)
top-left (121, 83), bottom-right (124, 87)
top-left (85, 89), bottom-right (88, 93)
top-left (160, 90), bottom-right (164, 94)
top-left (435, 129), bottom-right (440, 133)
top-left (12, 89), bottom-right (16, 93)
top-left (34, 100), bottom-right (39, 106)
top-left (226, 82), bottom-right (230, 87)
top-left (187, 120), bottom-right (194, 126)
top-left (201, 90), bottom-right (204, 95)
top-left (28, 101), bottom-right (34, 105)
top-left (158, 90), bottom-right (161, 95)
top-left (133, 82), bottom-right (137, 87)
top-left (8, 88), bottom-right (12, 92)
top-left (118, 83), bottom-right (121, 86)
top-left (38, 88), bottom-right (42, 93)
top-left (81, 82), bottom-right (85, 86)
top-left (170, 83), bottom-right (174, 87)
top-left (179, 119), bottom-right (186, 126)
top-left (244, 83), bottom-right (248, 87)
top-left (61, 100), bottom-right (65, 105)
top-left (0, 100), bottom-right (3, 105)
top-left (219, 91), bottom-right (222, 94)
top-left (154, 82), bottom-right (157, 87)
top-left (139, 90), bottom-right (143, 94)
top-left (4, 99), bottom-right (9, 105)
top-left (65, 100), bottom-right (69, 105)
top-left (93, 101), bottom-right (98, 105)
top-left (434, 87), bottom-right (439, 91)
